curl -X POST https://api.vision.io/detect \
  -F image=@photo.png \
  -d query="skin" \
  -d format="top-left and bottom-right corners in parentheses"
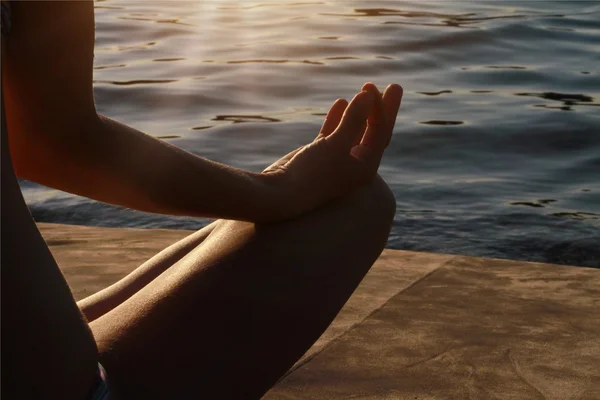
top-left (1, 1), bottom-right (403, 399)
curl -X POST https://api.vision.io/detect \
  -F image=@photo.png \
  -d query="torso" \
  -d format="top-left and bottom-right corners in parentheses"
top-left (1, 2), bottom-right (99, 397)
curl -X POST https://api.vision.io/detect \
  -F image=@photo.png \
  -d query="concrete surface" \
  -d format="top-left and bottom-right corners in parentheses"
top-left (39, 223), bottom-right (600, 399)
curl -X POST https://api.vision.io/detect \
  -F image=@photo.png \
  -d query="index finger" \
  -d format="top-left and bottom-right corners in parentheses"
top-left (359, 83), bottom-right (387, 151)
top-left (382, 84), bottom-right (403, 147)
top-left (317, 98), bottom-right (349, 139)
top-left (327, 90), bottom-right (375, 150)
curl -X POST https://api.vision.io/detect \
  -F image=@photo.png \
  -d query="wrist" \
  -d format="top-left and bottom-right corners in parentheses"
top-left (251, 171), bottom-right (293, 223)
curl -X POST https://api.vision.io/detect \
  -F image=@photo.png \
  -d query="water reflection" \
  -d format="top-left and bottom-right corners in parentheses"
top-left (485, 66), bottom-right (527, 70)
top-left (119, 16), bottom-right (194, 26)
top-left (95, 6), bottom-right (124, 11)
top-left (153, 58), bottom-right (186, 62)
top-left (517, 92), bottom-right (594, 102)
top-left (41, 0), bottom-right (600, 267)
top-left (94, 79), bottom-right (177, 86)
top-left (516, 92), bottom-right (597, 111)
top-left (417, 90), bottom-right (453, 96)
top-left (212, 115), bottom-right (281, 124)
top-left (326, 8), bottom-right (476, 19)
top-left (97, 42), bottom-right (156, 52)
top-left (322, 7), bottom-right (566, 29)
top-left (553, 212), bottom-right (600, 221)
top-left (510, 200), bottom-right (557, 208)
top-left (325, 56), bottom-right (361, 60)
top-left (218, 2), bottom-right (325, 11)
top-left (420, 120), bottom-right (464, 125)
top-left (94, 64), bottom-right (127, 70)
top-left (227, 59), bottom-right (324, 65)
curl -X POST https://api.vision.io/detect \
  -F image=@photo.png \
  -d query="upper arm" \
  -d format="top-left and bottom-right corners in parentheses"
top-left (3, 1), bottom-right (97, 179)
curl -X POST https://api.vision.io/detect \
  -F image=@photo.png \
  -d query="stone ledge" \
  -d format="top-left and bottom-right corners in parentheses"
top-left (266, 256), bottom-right (600, 400)
top-left (39, 223), bottom-right (600, 399)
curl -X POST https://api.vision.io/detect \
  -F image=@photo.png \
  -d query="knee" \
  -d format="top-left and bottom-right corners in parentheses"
top-left (370, 174), bottom-right (397, 220)
top-left (362, 174), bottom-right (396, 224)
top-left (342, 175), bottom-right (396, 238)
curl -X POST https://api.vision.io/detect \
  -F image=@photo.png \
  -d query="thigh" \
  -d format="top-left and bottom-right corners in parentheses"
top-left (91, 177), bottom-right (396, 399)
top-left (78, 221), bottom-right (218, 322)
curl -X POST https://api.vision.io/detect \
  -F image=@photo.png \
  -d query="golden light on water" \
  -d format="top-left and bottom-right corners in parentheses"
top-left (18, 0), bottom-right (600, 265)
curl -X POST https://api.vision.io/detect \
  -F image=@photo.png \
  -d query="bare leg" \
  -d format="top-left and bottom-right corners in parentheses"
top-left (91, 176), bottom-right (396, 399)
top-left (78, 222), bottom-right (218, 322)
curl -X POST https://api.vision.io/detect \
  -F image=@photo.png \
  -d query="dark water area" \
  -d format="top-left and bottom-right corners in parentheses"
top-left (23, 1), bottom-right (600, 267)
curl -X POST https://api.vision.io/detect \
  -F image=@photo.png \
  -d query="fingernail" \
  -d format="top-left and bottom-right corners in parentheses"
top-left (388, 84), bottom-right (404, 96)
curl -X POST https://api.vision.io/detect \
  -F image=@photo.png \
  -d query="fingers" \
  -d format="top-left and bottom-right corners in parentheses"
top-left (327, 90), bottom-right (375, 149)
top-left (359, 83), bottom-right (386, 150)
top-left (382, 84), bottom-right (403, 147)
top-left (318, 98), bottom-right (348, 138)
top-left (362, 83), bottom-right (403, 149)
top-left (352, 83), bottom-right (403, 176)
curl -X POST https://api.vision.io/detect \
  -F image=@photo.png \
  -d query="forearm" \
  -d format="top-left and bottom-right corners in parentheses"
top-left (17, 114), bottom-right (282, 222)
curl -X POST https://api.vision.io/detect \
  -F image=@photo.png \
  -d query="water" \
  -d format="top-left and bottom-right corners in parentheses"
top-left (22, 1), bottom-right (600, 268)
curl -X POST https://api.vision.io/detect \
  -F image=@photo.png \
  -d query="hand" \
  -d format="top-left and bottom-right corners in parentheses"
top-left (263, 82), bottom-right (403, 219)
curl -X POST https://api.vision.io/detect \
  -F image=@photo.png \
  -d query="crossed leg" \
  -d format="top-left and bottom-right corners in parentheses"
top-left (89, 175), bottom-right (396, 399)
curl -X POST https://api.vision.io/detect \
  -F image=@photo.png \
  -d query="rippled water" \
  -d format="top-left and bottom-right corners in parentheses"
top-left (22, 0), bottom-right (600, 267)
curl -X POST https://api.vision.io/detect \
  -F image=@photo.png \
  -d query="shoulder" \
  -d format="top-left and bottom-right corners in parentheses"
top-left (4, 1), bottom-right (96, 125)
top-left (3, 0), bottom-right (97, 177)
